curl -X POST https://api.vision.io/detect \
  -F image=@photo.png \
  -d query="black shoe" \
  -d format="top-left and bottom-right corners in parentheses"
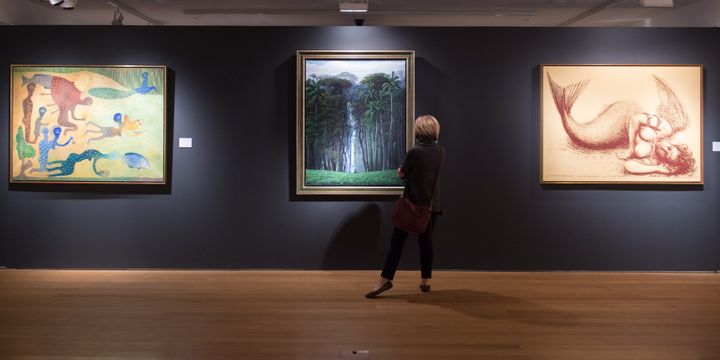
top-left (365, 281), bottom-right (393, 298)
top-left (419, 284), bottom-right (431, 293)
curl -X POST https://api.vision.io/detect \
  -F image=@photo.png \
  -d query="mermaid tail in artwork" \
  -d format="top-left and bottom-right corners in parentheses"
top-left (89, 72), bottom-right (157, 99)
top-left (88, 87), bottom-right (136, 99)
top-left (547, 73), bottom-right (644, 150)
top-left (547, 74), bottom-right (589, 120)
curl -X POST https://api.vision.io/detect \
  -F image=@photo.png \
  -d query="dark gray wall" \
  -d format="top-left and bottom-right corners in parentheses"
top-left (1, 26), bottom-right (718, 270)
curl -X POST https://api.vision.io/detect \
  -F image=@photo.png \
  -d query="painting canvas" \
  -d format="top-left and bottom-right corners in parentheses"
top-left (10, 65), bottom-right (166, 184)
top-left (541, 65), bottom-right (703, 184)
top-left (297, 51), bottom-right (414, 195)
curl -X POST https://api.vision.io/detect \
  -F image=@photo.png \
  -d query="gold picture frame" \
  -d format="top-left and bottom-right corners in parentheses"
top-left (9, 64), bottom-right (167, 185)
top-left (296, 50), bottom-right (415, 195)
top-left (540, 64), bottom-right (703, 185)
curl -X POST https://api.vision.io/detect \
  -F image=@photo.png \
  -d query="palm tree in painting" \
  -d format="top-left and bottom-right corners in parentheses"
top-left (381, 71), bottom-right (402, 168)
top-left (305, 76), bottom-right (324, 169)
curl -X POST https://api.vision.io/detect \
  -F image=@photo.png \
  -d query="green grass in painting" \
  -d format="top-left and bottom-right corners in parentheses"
top-left (14, 66), bottom-right (164, 95)
top-left (305, 169), bottom-right (403, 186)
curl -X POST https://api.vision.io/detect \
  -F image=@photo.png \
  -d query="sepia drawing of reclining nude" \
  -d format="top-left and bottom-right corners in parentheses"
top-left (548, 73), bottom-right (695, 176)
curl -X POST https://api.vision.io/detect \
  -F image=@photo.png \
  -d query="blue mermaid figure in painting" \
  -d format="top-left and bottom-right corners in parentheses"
top-left (31, 126), bottom-right (73, 174)
top-left (47, 150), bottom-right (150, 177)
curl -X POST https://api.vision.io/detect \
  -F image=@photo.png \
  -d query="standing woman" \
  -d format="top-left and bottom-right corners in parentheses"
top-left (366, 115), bottom-right (444, 298)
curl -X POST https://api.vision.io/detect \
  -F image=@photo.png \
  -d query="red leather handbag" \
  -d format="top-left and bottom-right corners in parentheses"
top-left (392, 196), bottom-right (431, 234)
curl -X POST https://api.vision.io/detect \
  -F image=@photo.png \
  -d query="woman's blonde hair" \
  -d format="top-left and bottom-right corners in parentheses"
top-left (414, 115), bottom-right (440, 141)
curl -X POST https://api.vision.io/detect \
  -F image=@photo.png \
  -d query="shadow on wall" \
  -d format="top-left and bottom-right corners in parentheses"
top-left (322, 203), bottom-right (383, 269)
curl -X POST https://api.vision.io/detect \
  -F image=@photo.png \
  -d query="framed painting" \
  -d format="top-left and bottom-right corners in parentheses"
top-left (296, 50), bottom-right (415, 195)
top-left (9, 65), bottom-right (167, 185)
top-left (541, 64), bottom-right (703, 184)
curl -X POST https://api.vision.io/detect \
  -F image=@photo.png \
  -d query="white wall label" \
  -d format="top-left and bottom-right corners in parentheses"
top-left (713, 141), bottom-right (720, 152)
top-left (179, 138), bottom-right (193, 148)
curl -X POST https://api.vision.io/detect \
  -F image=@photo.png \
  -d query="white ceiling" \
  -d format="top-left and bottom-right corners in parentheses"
top-left (1, 0), bottom-right (719, 27)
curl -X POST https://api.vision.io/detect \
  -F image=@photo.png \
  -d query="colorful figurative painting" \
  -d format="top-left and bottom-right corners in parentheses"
top-left (10, 65), bottom-right (166, 184)
top-left (541, 65), bottom-right (703, 184)
top-left (296, 51), bottom-right (415, 195)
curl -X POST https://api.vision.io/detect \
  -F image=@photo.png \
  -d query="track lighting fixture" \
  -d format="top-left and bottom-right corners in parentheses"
top-left (61, 0), bottom-right (77, 10)
top-left (112, 8), bottom-right (124, 25)
top-left (46, 0), bottom-right (78, 10)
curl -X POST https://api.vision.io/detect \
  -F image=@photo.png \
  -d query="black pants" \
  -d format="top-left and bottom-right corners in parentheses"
top-left (381, 213), bottom-right (437, 280)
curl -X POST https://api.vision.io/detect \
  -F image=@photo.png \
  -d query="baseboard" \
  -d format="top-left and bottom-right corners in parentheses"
top-left (1, 267), bottom-right (718, 273)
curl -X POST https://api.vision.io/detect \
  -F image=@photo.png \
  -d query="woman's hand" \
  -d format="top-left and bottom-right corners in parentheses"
top-left (397, 167), bottom-right (405, 178)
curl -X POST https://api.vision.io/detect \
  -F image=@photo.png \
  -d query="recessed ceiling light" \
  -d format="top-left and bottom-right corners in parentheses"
top-left (339, 0), bottom-right (368, 13)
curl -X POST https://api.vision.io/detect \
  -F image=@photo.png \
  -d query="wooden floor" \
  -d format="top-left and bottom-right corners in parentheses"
top-left (1, 270), bottom-right (719, 360)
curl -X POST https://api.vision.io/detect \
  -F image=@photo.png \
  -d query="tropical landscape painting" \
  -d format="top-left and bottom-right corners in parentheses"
top-left (297, 51), bottom-right (414, 195)
top-left (541, 65), bottom-right (702, 184)
top-left (10, 65), bottom-right (166, 184)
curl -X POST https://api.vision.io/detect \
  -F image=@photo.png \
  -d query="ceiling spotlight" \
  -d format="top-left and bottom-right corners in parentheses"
top-left (48, 0), bottom-right (64, 5)
top-left (339, 0), bottom-right (368, 13)
top-left (639, 0), bottom-right (673, 7)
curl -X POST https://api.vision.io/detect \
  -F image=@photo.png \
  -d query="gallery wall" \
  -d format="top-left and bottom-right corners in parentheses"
top-left (1, 26), bottom-right (718, 270)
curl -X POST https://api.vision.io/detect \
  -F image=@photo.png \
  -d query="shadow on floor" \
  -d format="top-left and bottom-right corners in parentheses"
top-left (383, 289), bottom-right (576, 327)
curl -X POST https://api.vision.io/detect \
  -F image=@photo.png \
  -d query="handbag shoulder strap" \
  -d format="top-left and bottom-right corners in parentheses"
top-left (429, 146), bottom-right (444, 207)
